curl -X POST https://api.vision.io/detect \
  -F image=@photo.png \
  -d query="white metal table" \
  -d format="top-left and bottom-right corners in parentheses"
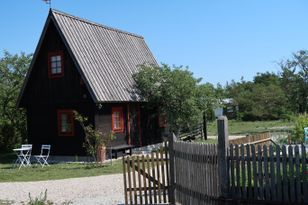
top-left (13, 147), bottom-right (32, 169)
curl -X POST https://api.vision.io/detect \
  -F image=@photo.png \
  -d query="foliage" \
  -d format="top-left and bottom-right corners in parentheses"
top-left (74, 111), bottom-right (114, 162)
top-left (292, 113), bottom-right (308, 143)
top-left (133, 64), bottom-right (219, 132)
top-left (226, 72), bottom-right (288, 120)
top-left (27, 190), bottom-right (53, 205)
top-left (0, 51), bottom-right (32, 152)
top-left (279, 50), bottom-right (308, 114)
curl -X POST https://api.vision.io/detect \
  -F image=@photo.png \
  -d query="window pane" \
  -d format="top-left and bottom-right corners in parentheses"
top-left (51, 62), bottom-right (57, 68)
top-left (113, 111), bottom-right (120, 129)
top-left (51, 56), bottom-right (57, 61)
top-left (51, 68), bottom-right (57, 74)
top-left (61, 113), bottom-right (67, 132)
top-left (50, 54), bottom-right (63, 76)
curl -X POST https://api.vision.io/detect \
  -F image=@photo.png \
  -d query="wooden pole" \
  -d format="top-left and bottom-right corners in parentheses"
top-left (203, 112), bottom-right (207, 140)
top-left (217, 116), bottom-right (229, 199)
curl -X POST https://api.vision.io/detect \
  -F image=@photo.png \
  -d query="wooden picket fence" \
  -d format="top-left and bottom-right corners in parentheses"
top-left (229, 132), bottom-right (272, 145)
top-left (173, 140), bottom-right (220, 205)
top-left (122, 116), bottom-right (308, 205)
top-left (229, 144), bottom-right (308, 204)
top-left (122, 142), bottom-right (170, 205)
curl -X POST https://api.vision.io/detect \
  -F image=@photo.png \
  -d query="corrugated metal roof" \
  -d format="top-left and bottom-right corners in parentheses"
top-left (51, 9), bottom-right (158, 102)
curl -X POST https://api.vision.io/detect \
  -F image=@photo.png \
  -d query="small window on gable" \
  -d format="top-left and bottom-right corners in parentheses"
top-left (112, 107), bottom-right (124, 133)
top-left (48, 51), bottom-right (64, 78)
top-left (57, 110), bottom-right (74, 136)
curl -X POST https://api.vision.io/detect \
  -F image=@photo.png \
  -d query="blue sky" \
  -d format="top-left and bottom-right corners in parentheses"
top-left (1, 1), bottom-right (308, 85)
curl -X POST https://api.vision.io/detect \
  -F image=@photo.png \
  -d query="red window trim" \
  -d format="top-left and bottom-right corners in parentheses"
top-left (111, 107), bottom-right (124, 133)
top-left (57, 109), bottom-right (74, 136)
top-left (48, 51), bottom-right (64, 78)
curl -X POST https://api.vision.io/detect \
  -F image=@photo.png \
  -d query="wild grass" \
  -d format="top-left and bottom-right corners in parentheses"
top-left (206, 120), bottom-right (293, 136)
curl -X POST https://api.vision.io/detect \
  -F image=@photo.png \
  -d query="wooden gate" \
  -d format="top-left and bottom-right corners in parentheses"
top-left (122, 142), bottom-right (170, 205)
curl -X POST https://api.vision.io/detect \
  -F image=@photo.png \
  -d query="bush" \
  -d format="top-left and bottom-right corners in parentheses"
top-left (292, 114), bottom-right (308, 143)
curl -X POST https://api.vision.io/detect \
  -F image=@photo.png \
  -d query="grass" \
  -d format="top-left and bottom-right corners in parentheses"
top-left (206, 120), bottom-right (293, 136)
top-left (0, 153), bottom-right (123, 182)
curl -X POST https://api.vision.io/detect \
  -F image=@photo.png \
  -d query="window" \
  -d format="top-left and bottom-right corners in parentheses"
top-left (57, 110), bottom-right (74, 136)
top-left (48, 51), bottom-right (64, 78)
top-left (112, 107), bottom-right (124, 132)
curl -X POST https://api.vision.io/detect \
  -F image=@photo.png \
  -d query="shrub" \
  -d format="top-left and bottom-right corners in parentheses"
top-left (292, 113), bottom-right (308, 143)
top-left (74, 111), bottom-right (115, 162)
top-left (27, 190), bottom-right (53, 205)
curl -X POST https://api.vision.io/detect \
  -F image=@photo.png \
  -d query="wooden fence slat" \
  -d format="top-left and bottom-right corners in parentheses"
top-left (282, 145), bottom-right (289, 202)
top-left (160, 149), bottom-right (167, 203)
top-left (209, 144), bottom-right (213, 198)
top-left (127, 157), bottom-right (133, 205)
top-left (246, 144), bottom-right (252, 200)
top-left (151, 152), bottom-right (157, 204)
top-left (276, 145), bottom-right (282, 202)
top-left (257, 145), bottom-right (264, 200)
top-left (141, 155), bottom-right (148, 205)
top-left (137, 156), bottom-right (143, 205)
top-left (263, 145), bottom-right (270, 200)
top-left (230, 145), bottom-right (235, 198)
top-left (252, 145), bottom-right (258, 200)
top-left (289, 145), bottom-right (295, 203)
top-left (146, 155), bottom-right (153, 204)
top-left (132, 156), bottom-right (137, 204)
top-left (294, 145), bottom-right (301, 203)
top-left (241, 145), bottom-right (246, 200)
top-left (235, 144), bottom-right (241, 199)
top-left (302, 144), bottom-right (308, 203)
top-left (164, 141), bottom-right (170, 203)
top-left (269, 145), bottom-right (276, 201)
top-left (185, 142), bottom-right (189, 205)
top-left (155, 151), bottom-right (162, 204)
top-left (123, 157), bottom-right (128, 205)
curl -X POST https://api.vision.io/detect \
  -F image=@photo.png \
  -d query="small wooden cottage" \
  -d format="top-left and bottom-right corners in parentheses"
top-left (17, 9), bottom-right (164, 156)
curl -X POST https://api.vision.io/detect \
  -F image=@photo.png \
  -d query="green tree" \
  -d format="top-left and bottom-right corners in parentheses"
top-left (133, 64), bottom-right (217, 133)
top-left (279, 50), bottom-right (308, 114)
top-left (0, 51), bottom-right (32, 152)
top-left (226, 74), bottom-right (287, 120)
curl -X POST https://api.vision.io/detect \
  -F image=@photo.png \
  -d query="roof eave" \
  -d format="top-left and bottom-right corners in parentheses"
top-left (16, 11), bottom-right (53, 108)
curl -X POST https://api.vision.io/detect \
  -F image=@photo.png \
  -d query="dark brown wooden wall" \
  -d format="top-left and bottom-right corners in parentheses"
top-left (21, 20), bottom-right (95, 155)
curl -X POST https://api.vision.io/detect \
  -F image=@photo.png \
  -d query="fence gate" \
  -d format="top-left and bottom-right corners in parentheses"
top-left (122, 142), bottom-right (170, 205)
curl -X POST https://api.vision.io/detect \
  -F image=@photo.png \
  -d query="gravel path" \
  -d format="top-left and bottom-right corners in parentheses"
top-left (0, 174), bottom-right (124, 205)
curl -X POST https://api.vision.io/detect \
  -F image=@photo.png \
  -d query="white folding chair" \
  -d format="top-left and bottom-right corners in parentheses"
top-left (34, 145), bottom-right (51, 167)
top-left (14, 144), bottom-right (32, 169)
top-left (21, 144), bottom-right (32, 165)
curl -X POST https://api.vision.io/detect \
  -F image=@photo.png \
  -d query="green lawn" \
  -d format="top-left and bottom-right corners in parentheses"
top-left (206, 120), bottom-right (293, 136)
top-left (0, 153), bottom-right (123, 182)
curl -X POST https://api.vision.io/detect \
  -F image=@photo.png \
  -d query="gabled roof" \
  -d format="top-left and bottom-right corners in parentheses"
top-left (19, 9), bottom-right (158, 104)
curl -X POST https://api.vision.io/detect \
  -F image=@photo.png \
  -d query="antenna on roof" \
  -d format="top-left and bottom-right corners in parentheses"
top-left (42, 0), bottom-right (51, 9)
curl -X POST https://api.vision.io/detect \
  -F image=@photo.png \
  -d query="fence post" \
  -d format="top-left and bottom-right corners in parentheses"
top-left (168, 132), bottom-right (176, 204)
top-left (217, 116), bottom-right (229, 198)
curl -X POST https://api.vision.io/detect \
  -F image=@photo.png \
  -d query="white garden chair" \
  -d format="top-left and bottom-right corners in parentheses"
top-left (13, 144), bottom-right (32, 169)
top-left (34, 145), bottom-right (51, 167)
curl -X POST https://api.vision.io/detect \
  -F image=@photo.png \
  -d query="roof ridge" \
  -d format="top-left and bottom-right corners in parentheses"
top-left (50, 9), bottom-right (144, 39)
